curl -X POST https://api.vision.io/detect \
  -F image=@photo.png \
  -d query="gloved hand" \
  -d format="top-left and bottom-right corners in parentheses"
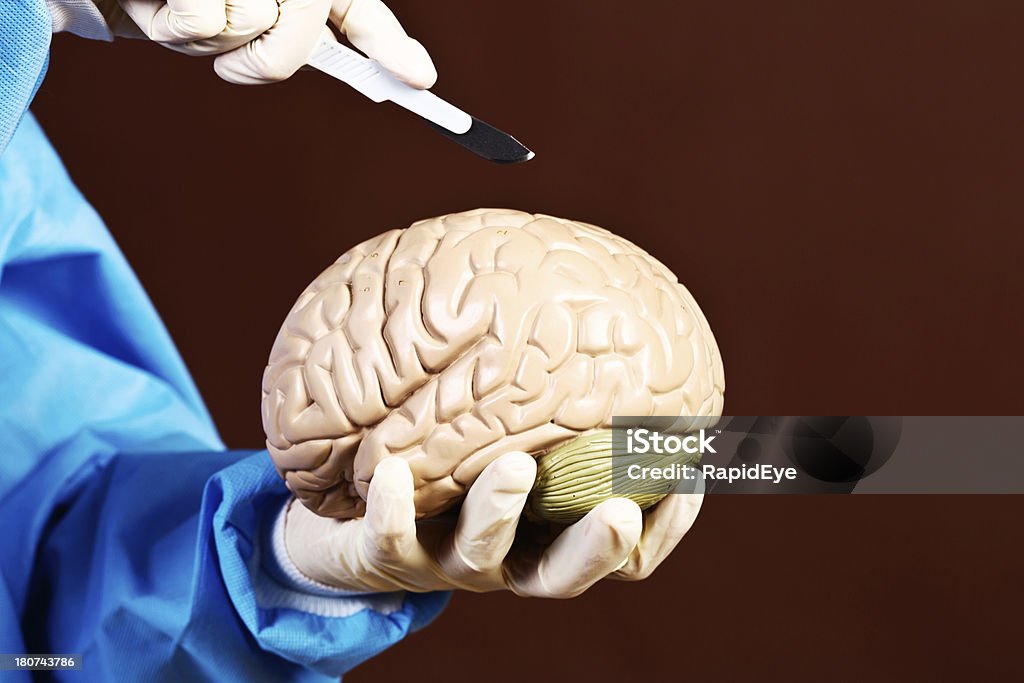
top-left (282, 452), bottom-right (704, 596)
top-left (91, 0), bottom-right (437, 86)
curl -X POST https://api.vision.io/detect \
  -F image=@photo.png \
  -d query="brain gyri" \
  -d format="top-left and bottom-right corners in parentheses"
top-left (262, 209), bottom-right (725, 519)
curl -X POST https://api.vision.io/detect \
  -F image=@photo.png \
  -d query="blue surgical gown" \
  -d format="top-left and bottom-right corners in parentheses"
top-left (0, 4), bottom-right (448, 680)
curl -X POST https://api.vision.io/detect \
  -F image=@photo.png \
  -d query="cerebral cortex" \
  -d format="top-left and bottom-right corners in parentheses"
top-left (262, 209), bottom-right (725, 519)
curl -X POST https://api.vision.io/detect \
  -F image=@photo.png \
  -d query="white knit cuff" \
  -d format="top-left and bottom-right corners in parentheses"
top-left (47, 0), bottom-right (113, 41)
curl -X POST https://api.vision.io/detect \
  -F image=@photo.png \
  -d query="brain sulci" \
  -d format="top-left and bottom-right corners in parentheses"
top-left (262, 209), bottom-right (725, 519)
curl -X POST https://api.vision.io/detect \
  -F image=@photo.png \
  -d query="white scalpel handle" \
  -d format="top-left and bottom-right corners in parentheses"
top-left (307, 29), bottom-right (473, 135)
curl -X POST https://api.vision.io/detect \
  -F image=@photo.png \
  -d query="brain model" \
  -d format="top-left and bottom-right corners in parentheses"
top-left (262, 209), bottom-right (724, 519)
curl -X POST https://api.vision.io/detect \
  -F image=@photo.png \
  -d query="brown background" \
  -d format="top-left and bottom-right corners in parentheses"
top-left (32, 1), bottom-right (1023, 680)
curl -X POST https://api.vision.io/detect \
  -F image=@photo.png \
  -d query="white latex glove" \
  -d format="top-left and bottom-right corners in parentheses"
top-left (92, 0), bottom-right (437, 86)
top-left (283, 452), bottom-right (704, 596)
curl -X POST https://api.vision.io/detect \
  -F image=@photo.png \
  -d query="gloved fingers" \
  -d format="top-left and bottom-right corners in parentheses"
top-left (214, 0), bottom-right (333, 84)
top-left (360, 457), bottom-right (420, 564)
top-left (282, 459), bottom-right (442, 593)
top-left (612, 493), bottom-right (704, 581)
top-left (505, 498), bottom-right (643, 598)
top-left (440, 452), bottom-right (536, 587)
top-left (330, 0), bottom-right (436, 88)
top-left (118, 0), bottom-right (227, 43)
top-left (164, 0), bottom-right (281, 56)
top-left (283, 499), bottom-right (376, 589)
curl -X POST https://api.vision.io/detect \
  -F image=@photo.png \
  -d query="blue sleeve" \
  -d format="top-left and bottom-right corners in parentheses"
top-left (20, 447), bottom-right (449, 681)
top-left (0, 0), bottom-right (51, 155)
top-left (0, 115), bottom-right (448, 681)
